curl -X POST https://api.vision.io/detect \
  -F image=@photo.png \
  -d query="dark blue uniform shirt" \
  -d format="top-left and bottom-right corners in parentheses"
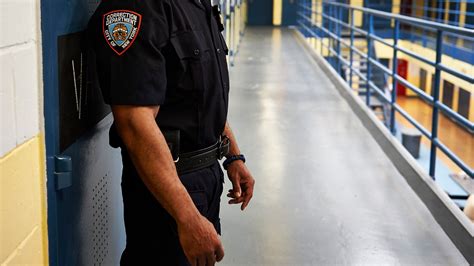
top-left (89, 0), bottom-right (230, 152)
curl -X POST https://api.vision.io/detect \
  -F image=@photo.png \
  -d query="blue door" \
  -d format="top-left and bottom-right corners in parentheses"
top-left (364, 0), bottom-right (392, 30)
top-left (41, 0), bottom-right (125, 265)
top-left (282, 0), bottom-right (298, 26)
top-left (248, 0), bottom-right (273, 25)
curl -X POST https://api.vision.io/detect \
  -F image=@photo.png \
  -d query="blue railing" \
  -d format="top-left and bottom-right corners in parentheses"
top-left (366, 2), bottom-right (474, 29)
top-left (297, 0), bottom-right (474, 179)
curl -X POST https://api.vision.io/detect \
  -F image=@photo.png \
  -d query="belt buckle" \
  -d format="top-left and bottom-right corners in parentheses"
top-left (218, 135), bottom-right (230, 160)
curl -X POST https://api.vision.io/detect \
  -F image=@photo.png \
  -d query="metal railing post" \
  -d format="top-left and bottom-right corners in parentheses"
top-left (365, 14), bottom-right (373, 107)
top-left (390, 19), bottom-right (400, 134)
top-left (328, 4), bottom-right (333, 66)
top-left (320, 1), bottom-right (324, 56)
top-left (429, 29), bottom-right (443, 179)
top-left (308, 0), bottom-right (312, 33)
top-left (349, 8), bottom-right (354, 88)
top-left (336, 6), bottom-right (342, 76)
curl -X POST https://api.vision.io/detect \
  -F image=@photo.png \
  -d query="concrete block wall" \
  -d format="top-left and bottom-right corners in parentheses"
top-left (0, 0), bottom-right (48, 265)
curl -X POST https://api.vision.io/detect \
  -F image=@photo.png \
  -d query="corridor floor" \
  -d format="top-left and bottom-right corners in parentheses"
top-left (219, 27), bottom-right (467, 265)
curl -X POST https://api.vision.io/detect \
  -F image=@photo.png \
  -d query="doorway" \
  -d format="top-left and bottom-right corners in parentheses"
top-left (41, 0), bottom-right (125, 265)
top-left (282, 0), bottom-right (298, 26)
top-left (248, 0), bottom-right (274, 25)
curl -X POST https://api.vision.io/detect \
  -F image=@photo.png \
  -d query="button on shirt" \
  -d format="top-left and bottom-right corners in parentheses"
top-left (88, 0), bottom-right (230, 152)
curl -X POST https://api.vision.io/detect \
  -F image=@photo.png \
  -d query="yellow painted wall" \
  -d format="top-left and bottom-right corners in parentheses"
top-left (351, 0), bottom-right (364, 27)
top-left (273, 0), bottom-right (282, 26)
top-left (0, 135), bottom-right (48, 265)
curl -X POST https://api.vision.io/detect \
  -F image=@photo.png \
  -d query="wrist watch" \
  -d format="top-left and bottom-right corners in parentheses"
top-left (223, 154), bottom-right (246, 170)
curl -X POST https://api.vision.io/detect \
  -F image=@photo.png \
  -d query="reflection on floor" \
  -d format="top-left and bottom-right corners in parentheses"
top-left (219, 27), bottom-right (467, 265)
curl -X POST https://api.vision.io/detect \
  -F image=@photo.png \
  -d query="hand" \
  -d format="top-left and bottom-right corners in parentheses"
top-left (226, 160), bottom-right (255, 211)
top-left (177, 214), bottom-right (225, 266)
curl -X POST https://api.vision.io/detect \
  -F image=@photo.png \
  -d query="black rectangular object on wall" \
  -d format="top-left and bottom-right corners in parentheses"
top-left (442, 80), bottom-right (454, 109)
top-left (419, 68), bottom-right (427, 92)
top-left (431, 74), bottom-right (435, 97)
top-left (458, 88), bottom-right (471, 119)
top-left (57, 31), bottom-right (111, 152)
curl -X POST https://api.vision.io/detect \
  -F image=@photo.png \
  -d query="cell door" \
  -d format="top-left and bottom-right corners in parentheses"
top-left (282, 0), bottom-right (298, 26)
top-left (457, 88), bottom-right (471, 120)
top-left (442, 80), bottom-right (455, 109)
top-left (41, 1), bottom-right (125, 265)
top-left (248, 0), bottom-right (273, 25)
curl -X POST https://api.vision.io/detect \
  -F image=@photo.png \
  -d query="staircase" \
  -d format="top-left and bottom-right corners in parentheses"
top-left (340, 33), bottom-right (391, 126)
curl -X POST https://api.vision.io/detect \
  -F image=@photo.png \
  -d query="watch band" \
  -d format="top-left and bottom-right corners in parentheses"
top-left (223, 154), bottom-right (246, 170)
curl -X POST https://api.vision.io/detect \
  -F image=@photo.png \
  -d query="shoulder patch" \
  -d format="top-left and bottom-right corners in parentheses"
top-left (102, 10), bottom-right (142, 56)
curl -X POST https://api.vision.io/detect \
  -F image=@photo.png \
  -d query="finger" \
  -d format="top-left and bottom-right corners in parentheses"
top-left (228, 198), bottom-right (244, 204)
top-left (206, 252), bottom-right (216, 266)
top-left (241, 188), bottom-right (254, 211)
top-left (241, 194), bottom-right (253, 210)
top-left (197, 256), bottom-right (206, 266)
top-left (228, 189), bottom-right (241, 198)
top-left (230, 178), bottom-right (242, 198)
top-left (188, 257), bottom-right (197, 266)
top-left (215, 242), bottom-right (225, 262)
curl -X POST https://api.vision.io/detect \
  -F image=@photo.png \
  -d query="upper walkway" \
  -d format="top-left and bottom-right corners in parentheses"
top-left (220, 27), bottom-right (467, 265)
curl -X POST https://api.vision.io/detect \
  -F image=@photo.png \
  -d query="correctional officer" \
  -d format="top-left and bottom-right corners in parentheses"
top-left (88, 0), bottom-right (255, 265)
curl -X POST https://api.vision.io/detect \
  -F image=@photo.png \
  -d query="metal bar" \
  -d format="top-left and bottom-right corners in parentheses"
top-left (368, 57), bottom-right (392, 77)
top-left (336, 6), bottom-right (342, 76)
top-left (434, 139), bottom-right (474, 178)
top-left (449, 195), bottom-right (469, 200)
top-left (368, 81), bottom-right (391, 103)
top-left (393, 104), bottom-right (433, 139)
top-left (296, 1), bottom-right (473, 179)
top-left (323, 2), bottom-right (474, 37)
top-left (349, 8), bottom-right (354, 88)
top-left (429, 30), bottom-right (443, 179)
top-left (320, 0), bottom-right (324, 56)
top-left (437, 63), bottom-right (474, 84)
top-left (390, 20), bottom-right (399, 134)
top-left (352, 67), bottom-right (368, 82)
top-left (396, 45), bottom-right (436, 67)
top-left (351, 45), bottom-right (367, 60)
top-left (366, 14), bottom-right (373, 107)
top-left (435, 102), bottom-right (474, 131)
top-left (368, 33), bottom-right (395, 49)
top-left (393, 74), bottom-right (434, 103)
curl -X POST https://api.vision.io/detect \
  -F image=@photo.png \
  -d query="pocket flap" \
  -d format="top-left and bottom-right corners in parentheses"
top-left (171, 31), bottom-right (209, 59)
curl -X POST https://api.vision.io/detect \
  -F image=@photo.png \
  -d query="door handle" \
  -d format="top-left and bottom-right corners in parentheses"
top-left (55, 155), bottom-right (72, 191)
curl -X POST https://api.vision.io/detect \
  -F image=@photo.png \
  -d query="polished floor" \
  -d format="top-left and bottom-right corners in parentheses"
top-left (219, 27), bottom-right (467, 265)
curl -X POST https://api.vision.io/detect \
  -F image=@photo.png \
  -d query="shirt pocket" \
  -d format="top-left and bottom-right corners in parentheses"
top-left (170, 30), bottom-right (211, 93)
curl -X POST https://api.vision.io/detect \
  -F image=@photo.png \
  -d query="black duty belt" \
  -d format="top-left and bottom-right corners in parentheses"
top-left (175, 136), bottom-right (230, 175)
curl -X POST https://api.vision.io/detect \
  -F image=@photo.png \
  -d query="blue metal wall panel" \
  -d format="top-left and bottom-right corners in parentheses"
top-left (40, 0), bottom-right (126, 265)
top-left (282, 0), bottom-right (298, 25)
top-left (248, 0), bottom-right (273, 25)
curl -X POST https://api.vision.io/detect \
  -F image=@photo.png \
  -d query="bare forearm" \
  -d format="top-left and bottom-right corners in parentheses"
top-left (223, 121), bottom-right (241, 157)
top-left (114, 107), bottom-right (199, 224)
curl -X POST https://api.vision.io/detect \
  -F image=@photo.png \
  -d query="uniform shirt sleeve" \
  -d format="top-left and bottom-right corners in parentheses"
top-left (90, 0), bottom-right (170, 106)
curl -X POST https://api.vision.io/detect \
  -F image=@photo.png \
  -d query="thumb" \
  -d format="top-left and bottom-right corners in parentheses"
top-left (215, 241), bottom-right (225, 262)
top-left (231, 177), bottom-right (241, 198)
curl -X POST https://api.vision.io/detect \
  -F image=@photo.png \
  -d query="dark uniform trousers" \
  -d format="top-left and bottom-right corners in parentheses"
top-left (120, 149), bottom-right (224, 265)
top-left (88, 0), bottom-right (230, 263)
